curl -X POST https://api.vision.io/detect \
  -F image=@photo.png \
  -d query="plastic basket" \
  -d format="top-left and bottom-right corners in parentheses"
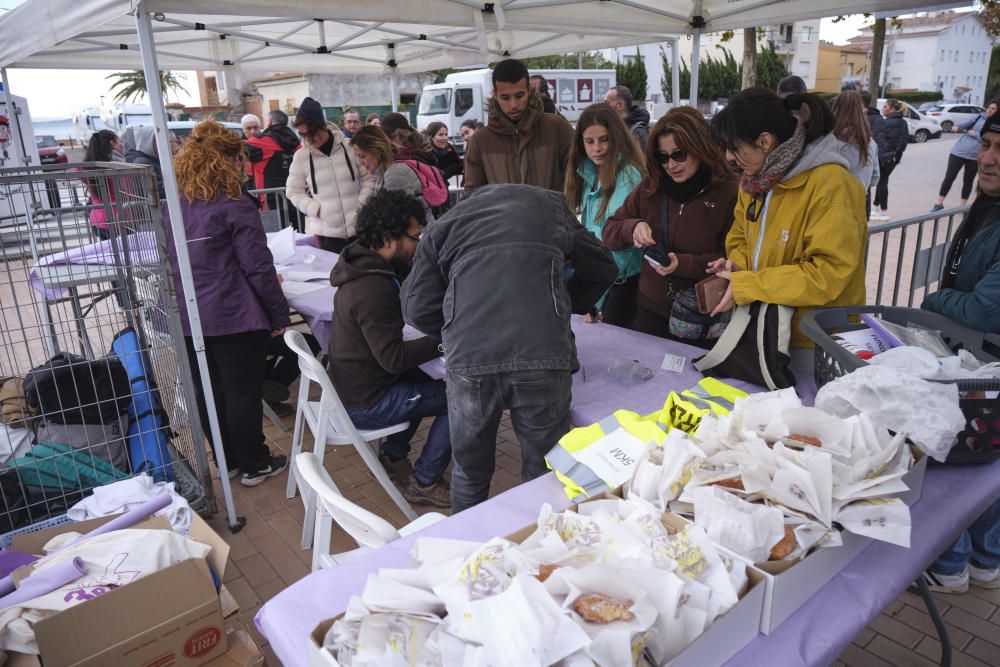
top-left (0, 513), bottom-right (75, 550)
top-left (800, 306), bottom-right (1000, 465)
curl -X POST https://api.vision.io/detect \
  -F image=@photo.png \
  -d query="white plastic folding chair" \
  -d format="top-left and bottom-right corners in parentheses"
top-left (294, 453), bottom-right (446, 571)
top-left (283, 330), bottom-right (419, 550)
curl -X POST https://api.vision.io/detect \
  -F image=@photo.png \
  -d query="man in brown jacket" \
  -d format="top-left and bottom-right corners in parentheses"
top-left (327, 190), bottom-right (451, 508)
top-left (463, 59), bottom-right (574, 194)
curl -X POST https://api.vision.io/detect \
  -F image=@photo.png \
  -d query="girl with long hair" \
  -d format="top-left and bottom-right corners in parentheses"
top-left (708, 88), bottom-right (867, 369)
top-left (603, 106), bottom-right (738, 340)
top-left (563, 102), bottom-right (645, 326)
top-left (351, 125), bottom-right (440, 222)
top-left (166, 120), bottom-right (290, 487)
top-left (80, 130), bottom-right (124, 236)
top-left (830, 91), bottom-right (880, 219)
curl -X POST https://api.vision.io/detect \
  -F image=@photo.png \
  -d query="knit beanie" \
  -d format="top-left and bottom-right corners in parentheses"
top-left (295, 97), bottom-right (325, 125)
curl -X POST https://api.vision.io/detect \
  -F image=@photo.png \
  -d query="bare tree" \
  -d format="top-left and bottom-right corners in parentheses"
top-left (868, 18), bottom-right (886, 96)
top-left (741, 27), bottom-right (758, 90)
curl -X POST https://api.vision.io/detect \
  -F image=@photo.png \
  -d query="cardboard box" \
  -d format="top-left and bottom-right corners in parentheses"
top-left (307, 497), bottom-right (766, 667)
top-left (8, 513), bottom-right (232, 667)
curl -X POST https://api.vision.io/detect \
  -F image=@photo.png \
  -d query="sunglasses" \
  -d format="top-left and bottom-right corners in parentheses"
top-left (655, 148), bottom-right (688, 164)
top-left (747, 194), bottom-right (764, 223)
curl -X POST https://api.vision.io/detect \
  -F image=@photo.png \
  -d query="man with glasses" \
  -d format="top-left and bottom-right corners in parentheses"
top-left (341, 109), bottom-right (362, 139)
top-left (327, 189), bottom-right (452, 508)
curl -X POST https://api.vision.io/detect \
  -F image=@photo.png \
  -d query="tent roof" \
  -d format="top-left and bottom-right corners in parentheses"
top-left (0, 0), bottom-right (962, 75)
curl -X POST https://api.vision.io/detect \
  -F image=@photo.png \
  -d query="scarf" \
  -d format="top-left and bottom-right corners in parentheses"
top-left (740, 111), bottom-right (808, 197)
top-left (660, 164), bottom-right (712, 203)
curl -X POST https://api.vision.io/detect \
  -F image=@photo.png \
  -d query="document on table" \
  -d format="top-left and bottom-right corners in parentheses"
top-left (267, 227), bottom-right (297, 265)
top-left (286, 270), bottom-right (331, 283)
top-left (403, 325), bottom-right (446, 380)
top-left (280, 281), bottom-right (327, 297)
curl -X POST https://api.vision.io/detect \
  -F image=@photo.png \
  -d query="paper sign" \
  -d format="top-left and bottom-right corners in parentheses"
top-left (572, 428), bottom-right (649, 488)
top-left (662, 354), bottom-right (686, 373)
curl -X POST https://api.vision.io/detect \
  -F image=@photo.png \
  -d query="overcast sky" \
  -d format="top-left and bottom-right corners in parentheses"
top-left (0, 7), bottom-right (964, 119)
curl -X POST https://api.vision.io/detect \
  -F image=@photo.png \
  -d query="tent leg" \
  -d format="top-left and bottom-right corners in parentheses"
top-left (390, 72), bottom-right (398, 113)
top-left (670, 39), bottom-right (680, 108)
top-left (134, 2), bottom-right (244, 533)
top-left (690, 30), bottom-right (701, 108)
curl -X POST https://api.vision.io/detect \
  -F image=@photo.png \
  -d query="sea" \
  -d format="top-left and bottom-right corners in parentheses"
top-left (32, 118), bottom-right (77, 142)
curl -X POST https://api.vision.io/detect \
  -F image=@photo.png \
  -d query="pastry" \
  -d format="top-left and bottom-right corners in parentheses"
top-left (536, 563), bottom-right (559, 583)
top-left (708, 477), bottom-right (745, 491)
top-left (786, 434), bottom-right (822, 447)
top-left (572, 593), bottom-right (635, 623)
top-left (769, 526), bottom-right (797, 560)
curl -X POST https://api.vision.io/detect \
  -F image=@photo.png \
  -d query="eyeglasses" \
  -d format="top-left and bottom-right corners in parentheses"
top-left (747, 194), bottom-right (764, 223)
top-left (655, 148), bottom-right (688, 164)
top-left (404, 232), bottom-right (422, 243)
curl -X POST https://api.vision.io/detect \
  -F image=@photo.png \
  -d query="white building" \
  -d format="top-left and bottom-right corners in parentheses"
top-left (848, 11), bottom-right (991, 104)
top-left (251, 72), bottom-right (434, 115)
top-left (603, 20), bottom-right (820, 104)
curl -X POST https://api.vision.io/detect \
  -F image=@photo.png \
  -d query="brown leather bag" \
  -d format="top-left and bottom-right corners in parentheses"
top-left (0, 376), bottom-right (37, 428)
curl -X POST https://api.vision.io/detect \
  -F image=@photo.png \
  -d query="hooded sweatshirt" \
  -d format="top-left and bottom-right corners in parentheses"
top-left (327, 243), bottom-right (440, 409)
top-left (727, 132), bottom-right (868, 348)
top-left (462, 90), bottom-right (574, 194)
top-left (624, 104), bottom-right (651, 149)
top-left (125, 126), bottom-right (164, 198)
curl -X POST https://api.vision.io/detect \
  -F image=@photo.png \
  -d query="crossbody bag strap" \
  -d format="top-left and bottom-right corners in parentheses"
top-left (341, 143), bottom-right (356, 182)
top-left (693, 304), bottom-right (752, 373)
top-left (659, 194), bottom-right (669, 253)
top-left (308, 153), bottom-right (318, 196)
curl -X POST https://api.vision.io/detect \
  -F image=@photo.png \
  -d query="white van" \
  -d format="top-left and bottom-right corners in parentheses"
top-left (877, 99), bottom-right (942, 143)
top-left (417, 68), bottom-right (616, 142)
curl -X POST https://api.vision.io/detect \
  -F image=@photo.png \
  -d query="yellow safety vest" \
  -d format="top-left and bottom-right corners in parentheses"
top-left (546, 409), bottom-right (667, 501)
top-left (648, 377), bottom-right (747, 433)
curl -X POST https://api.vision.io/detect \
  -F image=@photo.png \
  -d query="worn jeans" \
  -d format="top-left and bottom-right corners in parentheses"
top-left (447, 369), bottom-right (573, 512)
top-left (931, 497), bottom-right (1000, 575)
top-left (346, 376), bottom-right (451, 486)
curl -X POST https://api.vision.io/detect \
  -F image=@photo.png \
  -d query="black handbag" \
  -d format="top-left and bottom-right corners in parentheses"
top-left (693, 302), bottom-right (796, 390)
top-left (658, 195), bottom-right (729, 340)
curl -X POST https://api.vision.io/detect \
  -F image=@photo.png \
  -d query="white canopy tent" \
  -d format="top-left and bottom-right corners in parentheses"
top-left (0, 0), bottom-right (954, 531)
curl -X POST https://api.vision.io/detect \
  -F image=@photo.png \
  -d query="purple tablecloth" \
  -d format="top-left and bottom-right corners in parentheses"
top-left (257, 463), bottom-right (1000, 667)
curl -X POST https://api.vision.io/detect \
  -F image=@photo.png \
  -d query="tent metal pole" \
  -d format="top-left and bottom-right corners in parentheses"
top-left (388, 44), bottom-right (399, 112)
top-left (671, 38), bottom-right (680, 108)
top-left (134, 2), bottom-right (243, 532)
top-left (689, 1), bottom-right (703, 108)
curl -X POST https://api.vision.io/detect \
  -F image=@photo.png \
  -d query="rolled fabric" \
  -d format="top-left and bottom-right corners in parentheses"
top-left (0, 557), bottom-right (86, 611)
top-left (0, 493), bottom-right (172, 596)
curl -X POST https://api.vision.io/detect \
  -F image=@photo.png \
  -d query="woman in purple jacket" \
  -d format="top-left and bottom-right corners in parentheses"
top-left (166, 120), bottom-right (291, 487)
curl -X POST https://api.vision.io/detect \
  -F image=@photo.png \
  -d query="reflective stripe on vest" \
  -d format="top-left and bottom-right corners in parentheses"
top-left (546, 411), bottom-right (665, 501)
top-left (654, 378), bottom-right (747, 433)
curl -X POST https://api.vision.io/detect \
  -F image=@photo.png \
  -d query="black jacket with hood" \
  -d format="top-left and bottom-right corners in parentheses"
top-left (327, 243), bottom-right (440, 409)
top-left (401, 184), bottom-right (618, 375)
top-left (883, 111), bottom-right (909, 163)
top-left (625, 104), bottom-right (650, 150)
top-left (865, 107), bottom-right (889, 163)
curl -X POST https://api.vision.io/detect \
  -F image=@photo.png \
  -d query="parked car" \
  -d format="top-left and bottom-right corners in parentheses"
top-left (34, 135), bottom-right (67, 165)
top-left (877, 99), bottom-right (942, 143)
top-left (925, 103), bottom-right (986, 132)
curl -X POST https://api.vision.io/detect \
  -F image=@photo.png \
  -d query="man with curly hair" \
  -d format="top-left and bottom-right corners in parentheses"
top-left (326, 190), bottom-right (451, 508)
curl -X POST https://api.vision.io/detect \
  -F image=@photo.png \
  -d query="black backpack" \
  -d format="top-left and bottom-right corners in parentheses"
top-left (23, 352), bottom-right (131, 425)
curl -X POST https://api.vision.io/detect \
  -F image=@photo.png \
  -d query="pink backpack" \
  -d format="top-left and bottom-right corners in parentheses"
top-left (398, 159), bottom-right (449, 209)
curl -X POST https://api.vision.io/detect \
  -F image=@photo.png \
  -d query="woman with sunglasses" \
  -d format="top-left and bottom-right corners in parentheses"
top-left (286, 97), bottom-right (376, 253)
top-left (564, 103), bottom-right (645, 326)
top-left (708, 88), bottom-right (867, 358)
top-left (603, 106), bottom-right (737, 339)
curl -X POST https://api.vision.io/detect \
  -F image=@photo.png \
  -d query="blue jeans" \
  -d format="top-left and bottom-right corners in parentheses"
top-left (346, 379), bottom-right (451, 486)
top-left (931, 497), bottom-right (1000, 575)
top-left (446, 369), bottom-right (573, 513)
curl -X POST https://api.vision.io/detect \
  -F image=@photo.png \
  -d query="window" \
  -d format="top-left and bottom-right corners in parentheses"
top-left (802, 26), bottom-right (812, 42)
top-left (954, 50), bottom-right (959, 62)
top-left (454, 88), bottom-right (474, 116)
top-left (418, 89), bottom-right (451, 115)
top-left (622, 54), bottom-right (640, 64)
top-left (400, 93), bottom-right (417, 105)
top-left (970, 51), bottom-right (974, 63)
top-left (894, 50), bottom-right (904, 63)
top-left (940, 49), bottom-right (945, 61)
top-left (783, 24), bottom-right (793, 43)
top-left (797, 60), bottom-right (810, 76)
top-left (268, 100), bottom-right (279, 111)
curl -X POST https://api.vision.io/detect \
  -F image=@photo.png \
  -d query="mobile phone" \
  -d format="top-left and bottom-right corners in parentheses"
top-left (643, 244), bottom-right (670, 267)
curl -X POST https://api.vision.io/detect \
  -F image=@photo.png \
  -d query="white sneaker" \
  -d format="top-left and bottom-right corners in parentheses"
top-left (970, 564), bottom-right (1000, 589)
top-left (923, 567), bottom-right (969, 594)
top-left (870, 210), bottom-right (890, 221)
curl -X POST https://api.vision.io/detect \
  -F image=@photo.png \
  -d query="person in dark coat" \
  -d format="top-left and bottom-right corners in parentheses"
top-left (605, 85), bottom-right (650, 150)
top-left (164, 120), bottom-right (289, 487)
top-left (872, 99), bottom-right (909, 220)
top-left (920, 118), bottom-right (1000, 596)
top-left (400, 184), bottom-right (618, 512)
top-left (530, 74), bottom-right (558, 114)
top-left (424, 121), bottom-right (464, 183)
top-left (245, 109), bottom-right (301, 219)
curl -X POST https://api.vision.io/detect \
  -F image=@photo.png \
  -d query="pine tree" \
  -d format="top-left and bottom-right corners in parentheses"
top-left (616, 49), bottom-right (648, 102)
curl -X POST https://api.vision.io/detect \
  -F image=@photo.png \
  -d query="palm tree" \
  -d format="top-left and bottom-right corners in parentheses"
top-left (105, 70), bottom-right (189, 104)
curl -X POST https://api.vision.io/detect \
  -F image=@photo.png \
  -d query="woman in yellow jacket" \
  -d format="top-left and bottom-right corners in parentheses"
top-left (707, 88), bottom-right (867, 359)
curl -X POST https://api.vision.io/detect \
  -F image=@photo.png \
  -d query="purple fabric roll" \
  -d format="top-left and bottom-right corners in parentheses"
top-left (0, 557), bottom-right (86, 611)
top-left (0, 493), bottom-right (172, 597)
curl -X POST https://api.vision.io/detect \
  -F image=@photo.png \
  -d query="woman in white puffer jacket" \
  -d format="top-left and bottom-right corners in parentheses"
top-left (286, 97), bottom-right (376, 252)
